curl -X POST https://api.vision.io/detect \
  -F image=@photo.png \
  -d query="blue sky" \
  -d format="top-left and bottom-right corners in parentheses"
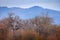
top-left (0, 0), bottom-right (60, 11)
top-left (0, 0), bottom-right (60, 24)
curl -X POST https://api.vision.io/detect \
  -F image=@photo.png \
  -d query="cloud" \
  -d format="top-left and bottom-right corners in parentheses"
top-left (0, 0), bottom-right (60, 11)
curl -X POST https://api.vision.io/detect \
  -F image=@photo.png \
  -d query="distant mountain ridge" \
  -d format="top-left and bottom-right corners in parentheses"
top-left (0, 6), bottom-right (60, 24)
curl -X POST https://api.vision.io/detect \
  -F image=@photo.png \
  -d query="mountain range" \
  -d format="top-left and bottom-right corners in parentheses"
top-left (0, 6), bottom-right (60, 24)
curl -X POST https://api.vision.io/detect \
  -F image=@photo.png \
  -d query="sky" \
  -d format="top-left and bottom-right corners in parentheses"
top-left (0, 0), bottom-right (60, 24)
top-left (0, 0), bottom-right (60, 11)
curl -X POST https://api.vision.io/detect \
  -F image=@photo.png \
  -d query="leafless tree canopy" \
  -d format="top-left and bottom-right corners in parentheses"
top-left (0, 13), bottom-right (60, 40)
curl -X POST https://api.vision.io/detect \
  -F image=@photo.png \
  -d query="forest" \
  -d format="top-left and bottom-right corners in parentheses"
top-left (0, 13), bottom-right (60, 40)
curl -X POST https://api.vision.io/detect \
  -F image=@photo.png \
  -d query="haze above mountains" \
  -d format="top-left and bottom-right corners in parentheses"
top-left (0, 6), bottom-right (60, 24)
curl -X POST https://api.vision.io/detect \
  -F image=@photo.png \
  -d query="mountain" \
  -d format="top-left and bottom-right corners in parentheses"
top-left (0, 6), bottom-right (60, 24)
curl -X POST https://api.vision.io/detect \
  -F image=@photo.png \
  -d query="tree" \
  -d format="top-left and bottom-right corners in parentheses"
top-left (0, 23), bottom-right (8, 40)
top-left (56, 26), bottom-right (60, 40)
